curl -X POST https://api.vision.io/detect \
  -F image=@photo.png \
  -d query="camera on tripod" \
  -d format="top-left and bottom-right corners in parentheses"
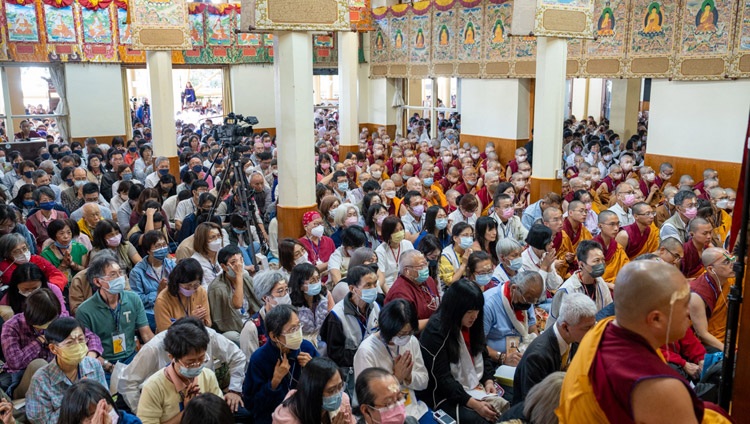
top-left (210, 113), bottom-right (259, 146)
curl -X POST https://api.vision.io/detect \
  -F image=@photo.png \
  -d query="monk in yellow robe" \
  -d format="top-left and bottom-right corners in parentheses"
top-left (696, 5), bottom-right (716, 32)
top-left (593, 211), bottom-right (630, 288)
top-left (557, 261), bottom-right (732, 423)
top-left (543, 208), bottom-right (575, 279)
top-left (707, 188), bottom-right (732, 246)
top-left (644, 7), bottom-right (662, 33)
top-left (680, 218), bottom-right (713, 280)
top-left (616, 202), bottom-right (660, 260)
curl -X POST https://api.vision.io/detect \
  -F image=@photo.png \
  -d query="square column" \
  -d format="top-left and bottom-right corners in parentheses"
top-left (338, 31), bottom-right (360, 160)
top-left (146, 51), bottom-right (179, 174)
top-left (609, 78), bottom-right (641, 140)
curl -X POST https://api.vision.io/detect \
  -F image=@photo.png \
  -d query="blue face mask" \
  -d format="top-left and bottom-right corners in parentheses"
top-left (306, 282), bottom-right (322, 296)
top-left (122, 173), bottom-right (133, 181)
top-left (192, 165), bottom-right (203, 174)
top-left (460, 236), bottom-right (473, 250)
top-left (232, 227), bottom-right (245, 235)
top-left (178, 363), bottom-right (204, 379)
top-left (22, 200), bottom-right (35, 208)
top-left (152, 247), bottom-right (169, 261)
top-left (23, 171), bottom-right (33, 179)
top-left (54, 241), bottom-right (71, 250)
top-left (475, 273), bottom-right (493, 286)
top-left (322, 391), bottom-right (343, 412)
top-left (39, 201), bottom-right (55, 211)
top-left (158, 169), bottom-right (170, 176)
top-left (435, 218), bottom-right (448, 230)
top-left (416, 267), bottom-right (430, 283)
top-left (105, 276), bottom-right (126, 295)
top-left (41, 153), bottom-right (50, 160)
top-left (423, 178), bottom-right (434, 187)
top-left (338, 182), bottom-right (349, 192)
top-left (360, 287), bottom-right (378, 304)
top-left (509, 257), bottom-right (524, 272)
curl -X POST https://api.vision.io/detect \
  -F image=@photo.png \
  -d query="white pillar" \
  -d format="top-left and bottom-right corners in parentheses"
top-left (338, 31), bottom-right (359, 149)
top-left (609, 78), bottom-right (641, 140)
top-left (532, 37), bottom-right (567, 181)
top-left (146, 51), bottom-right (177, 158)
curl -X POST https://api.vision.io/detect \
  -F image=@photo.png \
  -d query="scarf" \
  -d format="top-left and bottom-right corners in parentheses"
top-left (501, 283), bottom-right (529, 338)
top-left (622, 222), bottom-right (649, 258)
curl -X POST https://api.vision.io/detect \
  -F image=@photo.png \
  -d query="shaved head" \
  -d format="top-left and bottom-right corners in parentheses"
top-left (660, 237), bottom-right (683, 251)
top-left (687, 217), bottom-right (710, 233)
top-left (598, 210), bottom-right (617, 224)
top-left (614, 261), bottom-right (690, 329)
top-left (701, 247), bottom-right (727, 267)
top-left (568, 200), bottom-right (583, 213)
top-left (631, 202), bottom-right (650, 215)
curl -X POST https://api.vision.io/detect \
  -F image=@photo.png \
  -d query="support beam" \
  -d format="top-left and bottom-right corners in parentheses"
top-left (609, 78), bottom-right (642, 141)
top-left (338, 31), bottom-right (359, 161)
top-left (146, 51), bottom-right (179, 175)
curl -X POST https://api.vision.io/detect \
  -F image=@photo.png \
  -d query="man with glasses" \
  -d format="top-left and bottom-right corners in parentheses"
top-left (356, 368), bottom-right (411, 424)
top-left (76, 253), bottom-right (154, 379)
top-left (616, 202), bottom-right (660, 260)
top-left (680, 217), bottom-right (713, 280)
top-left (655, 237), bottom-right (685, 268)
top-left (607, 183), bottom-right (636, 227)
top-left (660, 189), bottom-right (699, 244)
top-left (489, 193), bottom-right (528, 244)
top-left (385, 250), bottom-right (441, 331)
top-left (689, 247), bottom-right (734, 351)
top-left (593, 210), bottom-right (630, 288)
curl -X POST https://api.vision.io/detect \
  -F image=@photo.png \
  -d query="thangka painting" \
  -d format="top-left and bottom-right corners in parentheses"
top-left (313, 34), bottom-right (334, 48)
top-left (189, 13), bottom-right (205, 46)
top-left (117, 8), bottom-right (132, 45)
top-left (626, 0), bottom-right (677, 77)
top-left (371, 11), bottom-right (389, 64)
top-left (44, 5), bottom-right (76, 44)
top-left (7, 3), bottom-right (39, 43)
top-left (206, 12), bottom-right (233, 46)
top-left (131, 0), bottom-right (190, 50)
top-left (731, 1), bottom-right (750, 76)
top-left (237, 33), bottom-right (262, 46)
top-left (389, 12), bottom-right (409, 64)
top-left (432, 1), bottom-right (456, 63)
top-left (678, 0), bottom-right (734, 57)
top-left (456, 3), bottom-right (482, 62)
top-left (535, 0), bottom-right (594, 39)
top-left (409, 1), bottom-right (431, 64)
top-left (514, 35), bottom-right (537, 59)
top-left (587, 0), bottom-right (627, 57)
top-left (484, 0), bottom-right (513, 62)
top-left (82, 8), bottom-right (113, 44)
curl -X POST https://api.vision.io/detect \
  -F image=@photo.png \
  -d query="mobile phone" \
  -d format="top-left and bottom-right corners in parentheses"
top-left (433, 410), bottom-right (457, 424)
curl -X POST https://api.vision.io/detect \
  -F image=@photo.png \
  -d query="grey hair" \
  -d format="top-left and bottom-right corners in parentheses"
top-left (398, 250), bottom-right (424, 274)
top-left (31, 170), bottom-right (48, 182)
top-left (333, 203), bottom-right (359, 227)
top-left (496, 238), bottom-right (523, 259)
top-left (33, 186), bottom-right (56, 202)
top-left (39, 160), bottom-right (55, 170)
top-left (86, 250), bottom-right (120, 285)
top-left (350, 247), bottom-right (376, 268)
top-left (558, 293), bottom-right (597, 326)
top-left (253, 270), bottom-right (286, 303)
top-left (523, 371), bottom-right (565, 423)
top-left (510, 270), bottom-right (543, 292)
top-left (154, 156), bottom-right (169, 168)
top-left (708, 187), bottom-right (725, 200)
top-left (0, 233), bottom-right (26, 260)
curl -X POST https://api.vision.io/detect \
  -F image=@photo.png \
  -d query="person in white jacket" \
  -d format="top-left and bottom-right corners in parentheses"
top-left (353, 299), bottom-right (430, 422)
top-left (521, 224), bottom-right (563, 312)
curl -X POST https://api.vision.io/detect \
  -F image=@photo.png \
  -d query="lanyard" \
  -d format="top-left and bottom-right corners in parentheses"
top-left (499, 219), bottom-right (512, 238)
top-left (390, 245), bottom-right (401, 263)
top-left (379, 335), bottom-right (400, 360)
top-left (306, 237), bottom-right (320, 261)
top-left (104, 293), bottom-right (122, 332)
top-left (177, 295), bottom-right (191, 318)
top-left (148, 263), bottom-right (166, 282)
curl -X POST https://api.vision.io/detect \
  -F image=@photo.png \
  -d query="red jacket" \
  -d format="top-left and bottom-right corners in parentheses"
top-left (659, 327), bottom-right (706, 367)
top-left (0, 255), bottom-right (68, 291)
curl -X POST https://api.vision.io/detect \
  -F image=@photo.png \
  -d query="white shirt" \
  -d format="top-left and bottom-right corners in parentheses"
top-left (552, 323), bottom-right (570, 359)
top-left (448, 209), bottom-right (477, 230)
top-left (521, 248), bottom-right (563, 299)
top-left (192, 251), bottom-right (223, 290)
top-left (175, 198), bottom-right (197, 223)
top-left (375, 240), bottom-right (415, 291)
top-left (608, 203), bottom-right (635, 227)
top-left (145, 172), bottom-right (161, 188)
top-left (489, 212), bottom-right (528, 245)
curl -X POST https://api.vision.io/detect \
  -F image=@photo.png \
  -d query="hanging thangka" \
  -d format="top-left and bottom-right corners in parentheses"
top-left (188, 3), bottom-right (206, 47)
top-left (731, 1), bottom-right (750, 77)
top-left (371, 6), bottom-right (389, 65)
top-left (409, 1), bottom-right (431, 65)
top-left (673, 0), bottom-right (737, 80)
top-left (79, 0), bottom-right (117, 62)
top-left (7, 1), bottom-right (39, 43)
top-left (626, 0), bottom-right (677, 78)
top-left (42, 0), bottom-right (83, 62)
top-left (206, 4), bottom-right (233, 46)
top-left (582, 0), bottom-right (627, 77)
top-left (432, 0), bottom-right (457, 75)
top-left (483, 0), bottom-right (513, 75)
top-left (456, 0), bottom-right (482, 72)
top-left (389, 3), bottom-right (410, 65)
top-left (567, 38), bottom-right (582, 77)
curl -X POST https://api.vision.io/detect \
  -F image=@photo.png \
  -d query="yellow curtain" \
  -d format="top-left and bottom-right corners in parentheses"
top-left (121, 67), bottom-right (133, 141)
top-left (222, 66), bottom-right (233, 114)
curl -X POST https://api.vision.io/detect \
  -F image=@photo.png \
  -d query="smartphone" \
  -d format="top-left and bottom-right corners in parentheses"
top-left (433, 410), bottom-right (457, 424)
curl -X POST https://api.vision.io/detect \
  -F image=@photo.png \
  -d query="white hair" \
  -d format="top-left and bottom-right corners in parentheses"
top-left (558, 292), bottom-right (597, 326)
top-left (332, 203), bottom-right (360, 227)
top-left (398, 250), bottom-right (424, 274)
top-left (496, 238), bottom-right (523, 258)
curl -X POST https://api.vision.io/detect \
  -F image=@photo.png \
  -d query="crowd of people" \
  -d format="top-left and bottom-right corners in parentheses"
top-left (0, 109), bottom-right (735, 424)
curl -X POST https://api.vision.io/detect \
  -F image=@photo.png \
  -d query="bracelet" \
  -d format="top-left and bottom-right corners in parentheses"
top-left (500, 353), bottom-right (506, 364)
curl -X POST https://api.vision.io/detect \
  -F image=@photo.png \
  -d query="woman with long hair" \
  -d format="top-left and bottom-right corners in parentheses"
top-left (475, 216), bottom-right (499, 265)
top-left (153, 258), bottom-right (211, 333)
top-left (90, 219), bottom-right (141, 276)
top-left (364, 204), bottom-right (388, 247)
top-left (288, 263), bottom-right (333, 347)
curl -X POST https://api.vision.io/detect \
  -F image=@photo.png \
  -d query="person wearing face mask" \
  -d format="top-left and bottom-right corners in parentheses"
top-left (522, 224), bottom-right (564, 300)
top-left (660, 190), bottom-right (699, 244)
top-left (330, 204), bottom-right (362, 248)
top-left (138, 313), bottom-right (224, 424)
top-left (689, 247), bottom-right (735, 352)
top-left (489, 193), bottom-right (528, 245)
top-left (273, 357), bottom-right (356, 424)
top-left (447, 193), bottom-right (480, 233)
top-left (707, 187), bottom-right (732, 246)
top-left (385, 250), bottom-right (441, 333)
top-left (505, 147), bottom-right (528, 181)
top-left (58, 376), bottom-right (141, 424)
top-left (154, 258), bottom-right (211, 334)
top-left (438, 222), bottom-right (475, 288)
top-left (321, 266), bottom-right (380, 396)
top-left (467, 251), bottom-right (498, 292)
top-left (76, 254), bottom-right (153, 377)
top-left (547, 241), bottom-right (613, 330)
top-left (25, 318), bottom-right (109, 424)
top-left (607, 181), bottom-right (636, 228)
top-left (299, 211), bottom-right (336, 276)
top-left (90, 219), bottom-right (142, 277)
top-left (654, 185), bottom-right (679, 228)
top-left (244, 304), bottom-right (319, 424)
top-left (1, 289), bottom-right (102, 399)
top-left (356, 368), bottom-right (413, 424)
top-left (0, 262), bottom-right (69, 323)
top-left (288, 263), bottom-right (334, 347)
top-left (353, 300), bottom-right (430, 423)
top-left (0, 233), bottom-right (67, 290)
top-left (129, 231), bottom-right (177, 332)
top-left (637, 166), bottom-right (661, 206)
top-left (187, 222), bottom-right (225, 289)
top-left (616, 202), bottom-right (660, 260)
top-left (400, 191), bottom-right (426, 238)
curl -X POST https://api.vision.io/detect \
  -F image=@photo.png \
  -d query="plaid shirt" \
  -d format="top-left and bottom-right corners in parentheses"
top-left (25, 356), bottom-right (107, 424)
top-left (0, 313), bottom-right (103, 373)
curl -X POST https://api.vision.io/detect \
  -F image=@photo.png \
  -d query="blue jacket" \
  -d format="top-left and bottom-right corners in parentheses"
top-left (128, 256), bottom-right (176, 312)
top-left (119, 411), bottom-right (142, 424)
top-left (242, 339), bottom-right (319, 424)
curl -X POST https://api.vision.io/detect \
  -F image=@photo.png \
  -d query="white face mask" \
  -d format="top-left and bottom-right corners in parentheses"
top-left (208, 239), bottom-right (223, 252)
top-left (294, 255), bottom-right (309, 265)
top-left (392, 335), bottom-right (411, 346)
top-left (311, 225), bottom-right (325, 238)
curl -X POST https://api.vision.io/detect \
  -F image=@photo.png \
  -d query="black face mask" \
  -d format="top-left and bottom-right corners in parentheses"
top-left (512, 302), bottom-right (532, 311)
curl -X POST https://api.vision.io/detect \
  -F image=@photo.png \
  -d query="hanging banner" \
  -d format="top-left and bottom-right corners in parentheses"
top-left (130, 0), bottom-right (191, 50)
top-left (483, 0), bottom-right (513, 77)
top-left (581, 0), bottom-right (627, 77)
top-left (409, 1), bottom-right (431, 66)
top-left (7, 2), bottom-right (40, 43)
top-left (731, 1), bottom-right (750, 77)
top-left (534, 0), bottom-right (594, 39)
top-left (625, 0), bottom-right (678, 78)
top-left (432, 0), bottom-right (457, 76)
top-left (254, 0), bottom-right (350, 31)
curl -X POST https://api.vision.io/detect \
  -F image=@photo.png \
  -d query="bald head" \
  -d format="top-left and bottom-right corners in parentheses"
top-left (598, 209), bottom-right (617, 224)
top-left (614, 261), bottom-right (690, 327)
top-left (687, 217), bottom-right (710, 233)
top-left (568, 200), bottom-right (584, 213)
top-left (660, 236), bottom-right (683, 251)
top-left (631, 202), bottom-right (650, 215)
top-left (701, 247), bottom-right (727, 267)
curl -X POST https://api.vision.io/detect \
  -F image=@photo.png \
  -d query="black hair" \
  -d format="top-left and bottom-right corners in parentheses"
top-left (450, 221), bottom-right (472, 245)
top-left (475, 216), bottom-right (499, 264)
top-left (365, 203), bottom-right (388, 241)
top-left (467, 250), bottom-right (492, 277)
top-left (347, 265), bottom-right (375, 288)
top-left (289, 262), bottom-right (326, 307)
top-left (128, 182), bottom-right (145, 201)
top-left (381, 216), bottom-right (403, 244)
top-left (8, 262), bottom-right (50, 314)
top-left (142, 230), bottom-right (166, 253)
top-left (378, 299), bottom-right (417, 344)
top-left (47, 219), bottom-right (71, 243)
top-left (403, 190), bottom-right (422, 208)
top-left (434, 279), bottom-right (485, 360)
top-left (423, 205), bottom-right (448, 242)
top-left (362, 180), bottom-right (381, 193)
top-left (356, 367), bottom-right (394, 408)
top-left (341, 225), bottom-right (367, 249)
top-left (0, 204), bottom-right (16, 224)
top-left (92, 219), bottom-right (123, 250)
top-left (45, 316), bottom-right (83, 345)
top-left (181, 393), bottom-right (234, 424)
top-left (282, 357), bottom-right (343, 424)
top-left (217, 245), bottom-right (242, 265)
top-left (163, 316), bottom-right (210, 360)
top-left (191, 180), bottom-right (209, 193)
top-left (576, 239), bottom-right (604, 264)
top-left (265, 304), bottom-right (298, 340)
top-left (56, 379), bottom-right (119, 424)
top-left (167, 258), bottom-right (204, 296)
top-left (417, 234), bottom-right (442, 281)
top-left (23, 287), bottom-right (60, 326)
top-left (82, 182), bottom-right (100, 197)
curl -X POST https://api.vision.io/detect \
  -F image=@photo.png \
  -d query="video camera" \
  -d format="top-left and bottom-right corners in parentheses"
top-left (210, 113), bottom-right (259, 146)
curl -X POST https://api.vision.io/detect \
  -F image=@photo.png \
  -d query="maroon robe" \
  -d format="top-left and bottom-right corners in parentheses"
top-left (622, 222), bottom-right (650, 259)
top-left (690, 272), bottom-right (721, 319)
top-left (680, 239), bottom-right (705, 279)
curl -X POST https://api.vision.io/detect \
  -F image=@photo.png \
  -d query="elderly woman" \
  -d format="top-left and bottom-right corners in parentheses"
top-left (25, 186), bottom-right (68, 253)
top-left (330, 204), bottom-right (361, 248)
top-left (154, 258), bottom-right (211, 333)
top-left (492, 238), bottom-right (524, 286)
top-left (41, 219), bottom-right (88, 284)
top-left (0, 233), bottom-right (67, 290)
top-left (243, 305), bottom-right (319, 424)
top-left (239, 270), bottom-right (289, 357)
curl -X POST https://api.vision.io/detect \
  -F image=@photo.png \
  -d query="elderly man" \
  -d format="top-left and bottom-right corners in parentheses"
top-left (680, 217), bottom-right (713, 280)
top-left (119, 316), bottom-right (247, 414)
top-left (655, 186), bottom-right (679, 228)
top-left (616, 202), bottom-right (660, 260)
top-left (454, 166), bottom-right (480, 196)
top-left (655, 162), bottom-right (674, 189)
top-left (145, 156), bottom-right (170, 188)
top-left (70, 182), bottom-right (113, 221)
top-left (689, 247), bottom-right (734, 352)
top-left (637, 166), bottom-right (661, 206)
top-left (60, 167), bottom-right (90, 212)
top-left (593, 210), bottom-right (630, 287)
top-left (694, 168), bottom-right (719, 199)
top-left (661, 190), bottom-right (699, 244)
top-left (522, 192), bottom-right (562, 230)
top-left (384, 250), bottom-right (440, 330)
top-left (607, 183), bottom-right (636, 227)
top-left (31, 169), bottom-right (61, 203)
top-left (557, 261), bottom-right (731, 423)
top-left (483, 271), bottom-right (542, 367)
top-left (513, 293), bottom-right (596, 404)
top-left (490, 193), bottom-right (528, 244)
top-left (707, 187), bottom-right (732, 246)
top-left (78, 202), bottom-right (102, 239)
top-left (439, 166), bottom-right (461, 193)
top-left (476, 171), bottom-right (499, 215)
top-left (14, 120), bottom-right (40, 141)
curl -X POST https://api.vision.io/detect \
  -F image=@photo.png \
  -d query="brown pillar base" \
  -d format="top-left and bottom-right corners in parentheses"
top-left (529, 176), bottom-right (562, 204)
top-left (338, 144), bottom-right (359, 162)
top-left (277, 204), bottom-right (318, 240)
top-left (167, 156), bottom-right (180, 181)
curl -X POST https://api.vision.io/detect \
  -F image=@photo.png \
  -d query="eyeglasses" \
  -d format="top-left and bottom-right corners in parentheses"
top-left (283, 325), bottom-right (301, 335)
top-left (180, 281), bottom-right (201, 290)
top-left (272, 286), bottom-right (290, 296)
top-left (665, 249), bottom-right (684, 262)
top-left (179, 354), bottom-right (209, 369)
top-left (636, 212), bottom-right (656, 217)
top-left (369, 393), bottom-right (406, 410)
